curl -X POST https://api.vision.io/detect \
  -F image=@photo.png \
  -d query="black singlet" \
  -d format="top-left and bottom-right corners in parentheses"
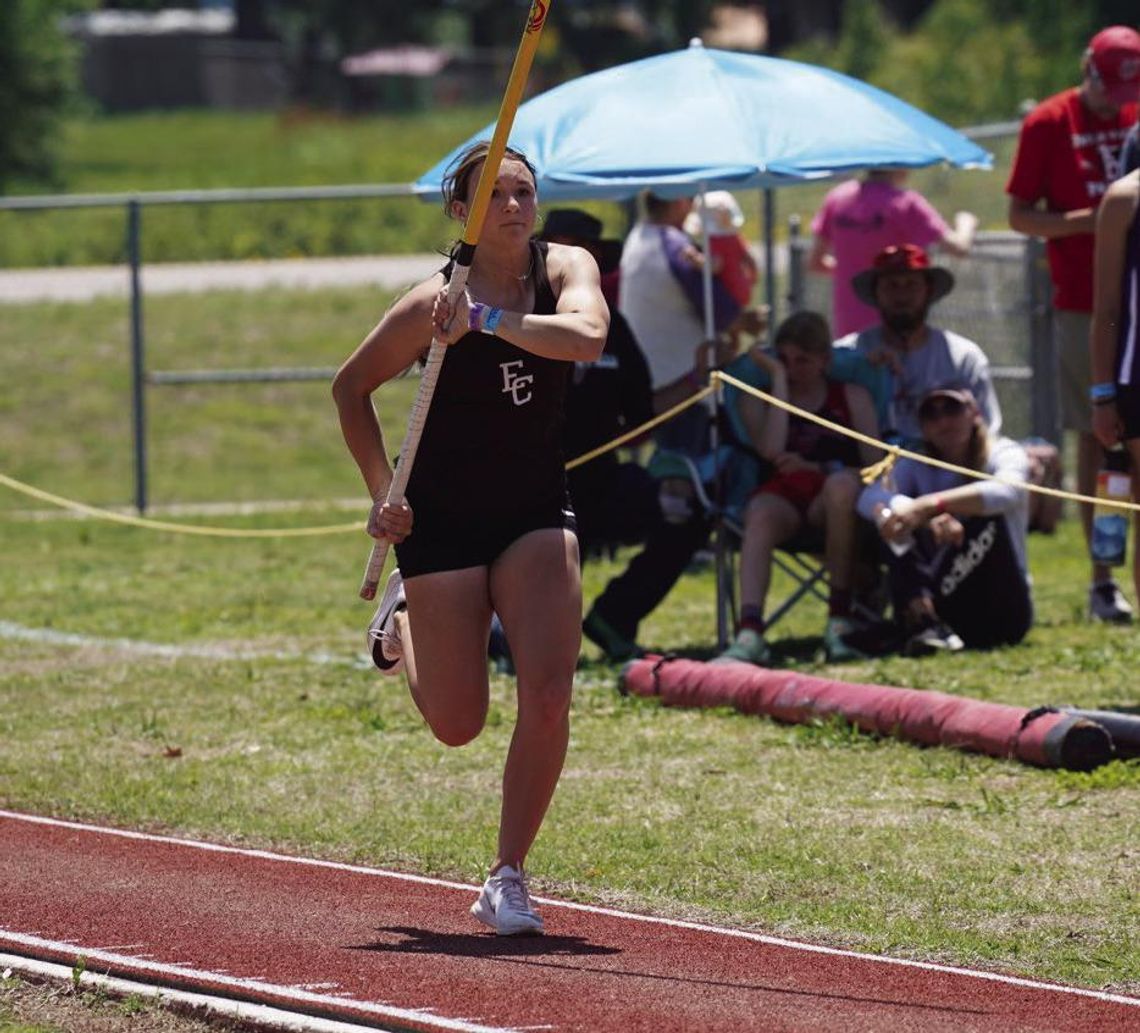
top-left (394, 240), bottom-right (574, 576)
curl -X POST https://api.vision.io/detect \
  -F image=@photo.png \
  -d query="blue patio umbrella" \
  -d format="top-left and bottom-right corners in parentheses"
top-left (414, 39), bottom-right (992, 202)
top-left (413, 40), bottom-right (992, 650)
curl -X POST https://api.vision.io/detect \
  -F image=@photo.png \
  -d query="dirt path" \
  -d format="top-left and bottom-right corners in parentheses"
top-left (0, 255), bottom-right (443, 304)
top-left (2, 811), bottom-right (1136, 1033)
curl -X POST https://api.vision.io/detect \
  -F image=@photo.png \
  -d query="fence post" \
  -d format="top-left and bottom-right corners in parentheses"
top-left (1026, 236), bottom-right (1059, 445)
top-left (787, 213), bottom-right (804, 315)
top-left (763, 188), bottom-right (776, 337)
top-left (127, 199), bottom-right (148, 513)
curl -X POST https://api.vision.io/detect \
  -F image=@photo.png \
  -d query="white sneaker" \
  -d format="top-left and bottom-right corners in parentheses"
top-left (470, 865), bottom-right (544, 936)
top-left (367, 569), bottom-right (406, 675)
top-left (1089, 581), bottom-right (1134, 624)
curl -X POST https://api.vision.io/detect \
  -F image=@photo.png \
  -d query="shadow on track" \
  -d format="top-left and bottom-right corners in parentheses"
top-left (351, 925), bottom-right (621, 958)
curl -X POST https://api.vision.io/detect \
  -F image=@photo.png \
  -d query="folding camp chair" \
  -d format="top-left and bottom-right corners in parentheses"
top-left (647, 446), bottom-right (855, 649)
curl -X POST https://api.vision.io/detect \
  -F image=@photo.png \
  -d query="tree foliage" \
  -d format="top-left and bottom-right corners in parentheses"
top-left (0, 0), bottom-right (88, 191)
top-left (782, 0), bottom-right (1118, 125)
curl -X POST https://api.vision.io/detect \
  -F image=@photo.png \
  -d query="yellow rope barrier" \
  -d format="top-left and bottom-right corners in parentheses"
top-left (0, 473), bottom-right (363, 538)
top-left (565, 386), bottom-right (714, 470)
top-left (713, 370), bottom-right (1140, 514)
top-left (0, 389), bottom-right (718, 537)
top-left (4, 372), bottom-right (1136, 537)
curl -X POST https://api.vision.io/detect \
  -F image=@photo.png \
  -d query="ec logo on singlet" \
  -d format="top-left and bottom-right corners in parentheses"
top-left (499, 360), bottom-right (534, 406)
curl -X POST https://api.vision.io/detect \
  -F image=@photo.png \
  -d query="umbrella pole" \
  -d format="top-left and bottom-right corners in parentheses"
top-left (763, 187), bottom-right (776, 340)
top-left (697, 189), bottom-right (730, 650)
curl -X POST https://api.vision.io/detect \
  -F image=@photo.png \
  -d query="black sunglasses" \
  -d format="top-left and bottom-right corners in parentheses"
top-left (919, 397), bottom-right (966, 420)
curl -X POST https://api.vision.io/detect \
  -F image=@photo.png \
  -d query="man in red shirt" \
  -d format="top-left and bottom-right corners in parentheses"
top-left (1008, 25), bottom-right (1140, 623)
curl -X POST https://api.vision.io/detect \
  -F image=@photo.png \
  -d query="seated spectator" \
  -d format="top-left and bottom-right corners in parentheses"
top-left (716, 311), bottom-right (882, 666)
top-left (539, 209), bottom-right (711, 662)
top-left (840, 243), bottom-right (1002, 449)
top-left (809, 168), bottom-right (977, 337)
top-left (857, 386), bottom-right (1033, 655)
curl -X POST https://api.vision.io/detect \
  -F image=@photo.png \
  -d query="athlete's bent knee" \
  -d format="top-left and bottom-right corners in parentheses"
top-left (422, 700), bottom-right (487, 747)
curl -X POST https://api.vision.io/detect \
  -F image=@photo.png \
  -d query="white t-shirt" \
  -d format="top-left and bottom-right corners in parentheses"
top-left (836, 325), bottom-right (1002, 446)
top-left (619, 222), bottom-right (707, 390)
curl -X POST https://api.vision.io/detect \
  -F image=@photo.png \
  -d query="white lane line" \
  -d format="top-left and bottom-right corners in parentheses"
top-left (0, 620), bottom-right (364, 668)
top-left (0, 936), bottom-right (522, 1033)
top-left (3, 809), bottom-right (1137, 1010)
top-left (0, 951), bottom-right (433, 1033)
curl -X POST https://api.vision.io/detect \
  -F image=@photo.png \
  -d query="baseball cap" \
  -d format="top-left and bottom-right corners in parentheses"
top-left (917, 384), bottom-right (977, 420)
top-left (1087, 26), bottom-right (1140, 107)
top-left (539, 208), bottom-right (622, 273)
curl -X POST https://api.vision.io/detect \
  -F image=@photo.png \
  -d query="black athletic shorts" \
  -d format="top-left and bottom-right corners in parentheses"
top-left (1118, 384), bottom-right (1140, 442)
top-left (394, 494), bottom-right (577, 578)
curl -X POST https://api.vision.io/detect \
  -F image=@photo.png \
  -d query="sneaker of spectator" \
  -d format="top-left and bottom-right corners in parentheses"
top-left (902, 618), bottom-right (965, 657)
top-left (1089, 581), bottom-right (1134, 624)
top-left (714, 627), bottom-right (772, 666)
top-left (823, 616), bottom-right (871, 662)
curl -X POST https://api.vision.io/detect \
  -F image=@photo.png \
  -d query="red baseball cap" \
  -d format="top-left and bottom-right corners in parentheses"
top-left (851, 243), bottom-right (955, 307)
top-left (1087, 26), bottom-right (1140, 107)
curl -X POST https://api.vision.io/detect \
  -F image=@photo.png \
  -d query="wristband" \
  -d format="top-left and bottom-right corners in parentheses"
top-left (933, 496), bottom-right (947, 515)
top-left (1090, 382), bottom-right (1117, 402)
top-left (482, 307), bottom-right (504, 334)
top-left (467, 300), bottom-right (487, 332)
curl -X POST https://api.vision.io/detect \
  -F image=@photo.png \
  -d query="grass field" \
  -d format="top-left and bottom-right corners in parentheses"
top-left (2, 285), bottom-right (1139, 1015)
top-left (1, 109), bottom-right (1019, 268)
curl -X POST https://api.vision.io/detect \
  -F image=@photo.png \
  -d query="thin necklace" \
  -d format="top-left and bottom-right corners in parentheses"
top-left (516, 252), bottom-right (534, 282)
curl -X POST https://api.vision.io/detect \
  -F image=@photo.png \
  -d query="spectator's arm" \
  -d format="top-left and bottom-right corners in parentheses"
top-left (1122, 127), bottom-right (1140, 177)
top-left (650, 336), bottom-right (734, 414)
top-left (843, 383), bottom-right (883, 466)
top-left (661, 227), bottom-right (742, 332)
top-left (1090, 178), bottom-right (1139, 448)
top-left (807, 234), bottom-right (835, 274)
top-left (1007, 196), bottom-right (1095, 239)
top-left (901, 442), bottom-right (1029, 527)
top-left (738, 349), bottom-right (788, 460)
top-left (939, 211), bottom-right (978, 256)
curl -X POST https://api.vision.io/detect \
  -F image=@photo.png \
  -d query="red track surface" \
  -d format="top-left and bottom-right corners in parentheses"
top-left (2, 811), bottom-right (1137, 1033)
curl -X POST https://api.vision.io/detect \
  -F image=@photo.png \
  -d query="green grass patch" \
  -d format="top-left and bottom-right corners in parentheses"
top-left (0, 507), bottom-right (1138, 992)
top-left (0, 286), bottom-right (420, 510)
top-left (1, 107), bottom-right (498, 267)
top-left (1, 287), bottom-right (1138, 994)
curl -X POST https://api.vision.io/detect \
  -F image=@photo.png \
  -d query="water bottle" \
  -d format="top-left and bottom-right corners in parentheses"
top-left (1090, 447), bottom-right (1131, 566)
top-left (875, 503), bottom-right (914, 557)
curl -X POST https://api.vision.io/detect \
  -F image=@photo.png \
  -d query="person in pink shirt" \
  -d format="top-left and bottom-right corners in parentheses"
top-left (809, 169), bottom-right (977, 337)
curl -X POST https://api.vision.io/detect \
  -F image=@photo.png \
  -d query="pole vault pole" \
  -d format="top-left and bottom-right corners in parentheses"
top-left (360, 0), bottom-right (552, 600)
